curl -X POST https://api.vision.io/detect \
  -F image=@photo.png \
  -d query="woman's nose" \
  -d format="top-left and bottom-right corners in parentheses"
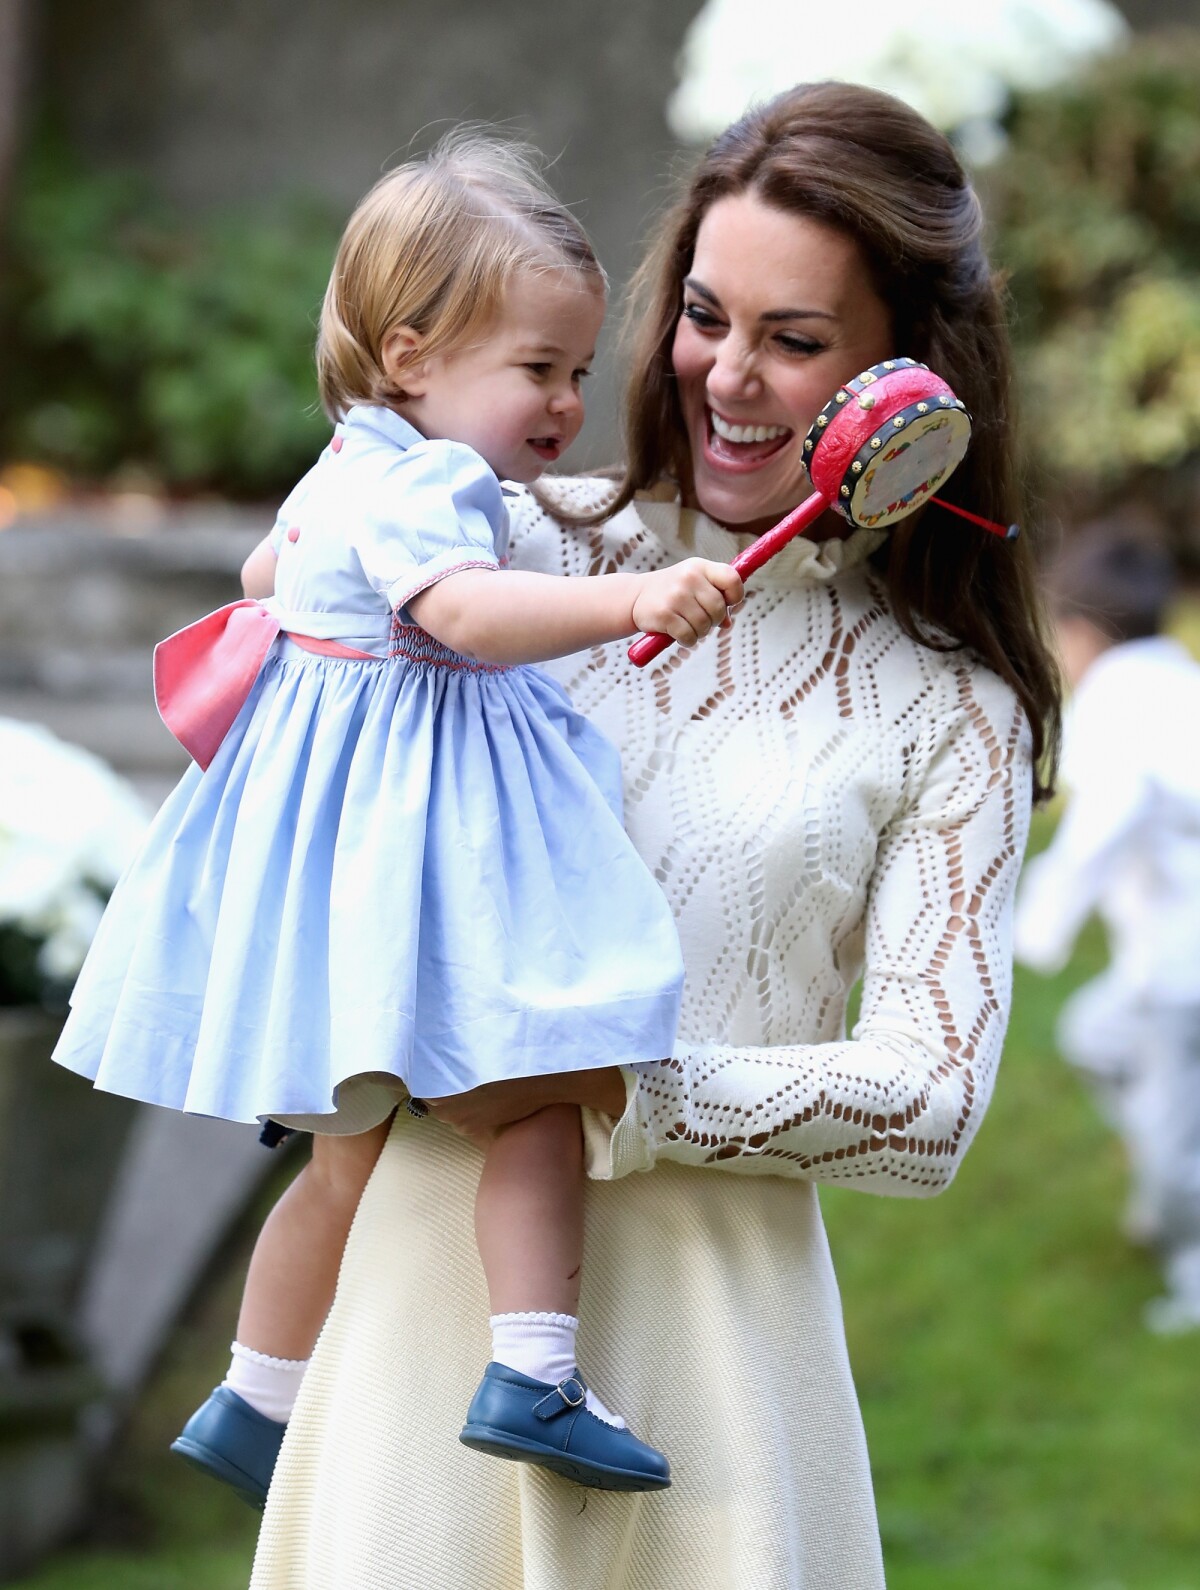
top-left (706, 338), bottom-right (761, 405)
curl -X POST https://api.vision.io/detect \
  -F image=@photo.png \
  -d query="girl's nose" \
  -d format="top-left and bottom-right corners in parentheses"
top-left (549, 383), bottom-right (584, 420)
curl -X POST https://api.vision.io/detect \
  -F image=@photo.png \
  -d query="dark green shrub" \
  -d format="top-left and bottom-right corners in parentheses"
top-left (986, 32), bottom-right (1200, 546)
top-left (0, 132), bottom-right (340, 499)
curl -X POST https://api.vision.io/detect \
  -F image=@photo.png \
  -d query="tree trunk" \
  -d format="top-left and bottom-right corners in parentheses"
top-left (0, 0), bottom-right (32, 226)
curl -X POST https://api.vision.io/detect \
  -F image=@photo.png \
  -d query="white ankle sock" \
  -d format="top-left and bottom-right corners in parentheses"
top-left (489, 1311), bottom-right (625, 1429)
top-left (222, 1340), bottom-right (308, 1424)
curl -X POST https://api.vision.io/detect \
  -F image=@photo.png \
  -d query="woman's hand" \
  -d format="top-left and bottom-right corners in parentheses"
top-left (631, 559), bottom-right (743, 647)
top-left (424, 1067), bottom-right (628, 1150)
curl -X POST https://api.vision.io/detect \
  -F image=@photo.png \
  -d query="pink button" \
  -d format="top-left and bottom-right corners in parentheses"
top-left (287, 527), bottom-right (301, 543)
top-left (331, 435), bottom-right (343, 453)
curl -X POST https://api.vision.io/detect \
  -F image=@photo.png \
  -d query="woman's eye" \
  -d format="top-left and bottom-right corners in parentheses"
top-left (776, 334), bottom-right (824, 356)
top-left (682, 303), bottom-right (722, 331)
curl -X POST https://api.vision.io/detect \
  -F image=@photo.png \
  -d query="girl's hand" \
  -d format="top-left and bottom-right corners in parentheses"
top-left (424, 1067), bottom-right (628, 1150)
top-left (631, 559), bottom-right (744, 648)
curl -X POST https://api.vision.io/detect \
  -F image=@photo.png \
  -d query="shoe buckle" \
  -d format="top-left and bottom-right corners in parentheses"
top-left (556, 1375), bottom-right (586, 1409)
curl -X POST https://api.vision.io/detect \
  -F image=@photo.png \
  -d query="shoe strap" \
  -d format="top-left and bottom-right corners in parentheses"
top-left (532, 1375), bottom-right (587, 1421)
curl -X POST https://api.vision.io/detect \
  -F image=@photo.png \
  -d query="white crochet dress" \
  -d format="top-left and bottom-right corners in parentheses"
top-left (250, 480), bottom-right (1033, 1590)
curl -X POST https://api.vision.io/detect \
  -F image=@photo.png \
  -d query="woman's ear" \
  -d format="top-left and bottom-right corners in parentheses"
top-left (381, 326), bottom-right (428, 398)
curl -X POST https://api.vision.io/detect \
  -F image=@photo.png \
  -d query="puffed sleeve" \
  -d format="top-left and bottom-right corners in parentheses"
top-left (583, 665), bottom-right (1034, 1199)
top-left (352, 440), bottom-right (506, 618)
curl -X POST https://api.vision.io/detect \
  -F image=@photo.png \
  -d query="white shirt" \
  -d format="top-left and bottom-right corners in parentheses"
top-left (1015, 637), bottom-right (1200, 1000)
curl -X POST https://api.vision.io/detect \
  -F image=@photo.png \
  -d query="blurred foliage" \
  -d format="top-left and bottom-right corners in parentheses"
top-left (0, 130), bottom-right (339, 499)
top-left (986, 31), bottom-right (1200, 547)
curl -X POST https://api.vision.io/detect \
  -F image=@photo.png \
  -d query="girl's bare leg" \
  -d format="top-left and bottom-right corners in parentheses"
top-left (237, 1117), bottom-right (393, 1359)
top-left (474, 1102), bottom-right (584, 1315)
top-left (471, 1101), bottom-right (633, 1431)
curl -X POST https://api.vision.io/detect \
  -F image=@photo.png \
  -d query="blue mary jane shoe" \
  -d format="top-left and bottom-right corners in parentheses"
top-left (170, 1387), bottom-right (286, 1510)
top-left (460, 1362), bottom-right (670, 1492)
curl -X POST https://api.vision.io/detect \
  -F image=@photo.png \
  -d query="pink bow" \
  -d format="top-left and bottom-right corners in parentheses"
top-left (154, 601), bottom-right (281, 770)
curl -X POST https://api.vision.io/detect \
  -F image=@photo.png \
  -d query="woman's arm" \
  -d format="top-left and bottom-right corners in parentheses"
top-left (407, 560), bottom-right (742, 667)
top-left (593, 681), bottom-right (1034, 1198)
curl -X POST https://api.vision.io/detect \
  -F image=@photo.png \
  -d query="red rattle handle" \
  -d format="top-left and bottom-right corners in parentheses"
top-left (627, 491), bottom-right (831, 668)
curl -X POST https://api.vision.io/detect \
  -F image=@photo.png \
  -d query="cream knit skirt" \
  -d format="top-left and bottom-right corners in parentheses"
top-left (250, 1116), bottom-right (885, 1589)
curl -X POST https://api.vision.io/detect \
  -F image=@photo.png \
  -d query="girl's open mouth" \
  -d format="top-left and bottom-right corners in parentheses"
top-left (528, 437), bottom-right (562, 461)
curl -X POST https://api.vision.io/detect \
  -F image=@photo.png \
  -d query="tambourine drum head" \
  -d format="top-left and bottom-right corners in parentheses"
top-left (804, 359), bottom-right (973, 530)
top-left (849, 406), bottom-right (972, 529)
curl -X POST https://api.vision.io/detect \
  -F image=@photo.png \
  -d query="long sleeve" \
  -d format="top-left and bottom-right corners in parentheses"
top-left (587, 669), bottom-right (1033, 1198)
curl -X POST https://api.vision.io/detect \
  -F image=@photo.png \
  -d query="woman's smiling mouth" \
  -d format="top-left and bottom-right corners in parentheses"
top-left (704, 408), bottom-right (793, 469)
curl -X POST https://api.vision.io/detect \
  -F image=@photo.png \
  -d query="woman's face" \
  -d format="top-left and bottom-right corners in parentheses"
top-left (671, 192), bottom-right (894, 538)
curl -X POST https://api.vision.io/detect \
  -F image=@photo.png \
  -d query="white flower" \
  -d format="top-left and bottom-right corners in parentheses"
top-left (667, 0), bottom-right (1128, 154)
top-left (0, 718), bottom-right (148, 986)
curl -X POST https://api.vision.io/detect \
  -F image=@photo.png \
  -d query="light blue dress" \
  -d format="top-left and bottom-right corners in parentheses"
top-left (53, 406), bottom-right (684, 1130)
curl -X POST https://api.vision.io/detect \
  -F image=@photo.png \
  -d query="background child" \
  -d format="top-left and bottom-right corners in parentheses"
top-left (1014, 520), bottom-right (1200, 1332)
top-left (54, 133), bottom-right (742, 1501)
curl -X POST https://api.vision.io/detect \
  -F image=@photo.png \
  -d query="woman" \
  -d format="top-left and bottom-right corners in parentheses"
top-left (250, 82), bottom-right (1060, 1588)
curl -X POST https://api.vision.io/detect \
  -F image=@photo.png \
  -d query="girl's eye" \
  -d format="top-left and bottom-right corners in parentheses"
top-left (524, 363), bottom-right (551, 377)
top-left (572, 368), bottom-right (592, 385)
top-left (682, 302), bottom-right (722, 331)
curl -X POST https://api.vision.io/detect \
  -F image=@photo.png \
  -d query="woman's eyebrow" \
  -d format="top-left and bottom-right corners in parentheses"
top-left (684, 275), bottom-right (837, 324)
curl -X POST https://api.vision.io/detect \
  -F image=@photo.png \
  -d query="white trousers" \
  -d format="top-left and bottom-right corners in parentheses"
top-left (1058, 974), bottom-right (1200, 1304)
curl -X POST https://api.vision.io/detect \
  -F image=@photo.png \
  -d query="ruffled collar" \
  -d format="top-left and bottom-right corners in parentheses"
top-left (630, 480), bottom-right (886, 586)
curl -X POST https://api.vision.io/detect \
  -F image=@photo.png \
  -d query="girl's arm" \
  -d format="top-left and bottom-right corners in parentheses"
top-left (242, 536), bottom-right (278, 599)
top-left (407, 560), bottom-right (742, 667)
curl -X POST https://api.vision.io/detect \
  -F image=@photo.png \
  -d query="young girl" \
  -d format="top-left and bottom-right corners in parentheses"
top-left (53, 134), bottom-right (742, 1503)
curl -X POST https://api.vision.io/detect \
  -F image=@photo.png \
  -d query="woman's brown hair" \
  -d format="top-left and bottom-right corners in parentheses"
top-left (608, 81), bottom-right (1061, 798)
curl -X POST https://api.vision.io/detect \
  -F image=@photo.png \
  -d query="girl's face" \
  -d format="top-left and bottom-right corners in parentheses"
top-left (671, 192), bottom-right (894, 538)
top-left (395, 271), bottom-right (605, 484)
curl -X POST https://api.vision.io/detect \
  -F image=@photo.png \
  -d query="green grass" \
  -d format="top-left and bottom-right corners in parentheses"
top-left (823, 809), bottom-right (1200, 1590)
top-left (14, 818), bottom-right (1200, 1588)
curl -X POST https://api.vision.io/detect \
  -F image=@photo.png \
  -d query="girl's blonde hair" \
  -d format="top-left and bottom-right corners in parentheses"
top-left (317, 131), bottom-right (604, 420)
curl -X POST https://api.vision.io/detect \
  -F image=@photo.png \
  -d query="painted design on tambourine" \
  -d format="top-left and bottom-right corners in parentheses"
top-left (852, 409), bottom-right (969, 528)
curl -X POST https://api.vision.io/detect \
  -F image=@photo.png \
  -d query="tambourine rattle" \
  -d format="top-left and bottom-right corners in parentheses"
top-left (628, 358), bottom-right (1018, 668)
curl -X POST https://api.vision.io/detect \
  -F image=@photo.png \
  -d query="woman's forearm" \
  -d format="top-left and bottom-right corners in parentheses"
top-left (611, 1030), bottom-right (992, 1196)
